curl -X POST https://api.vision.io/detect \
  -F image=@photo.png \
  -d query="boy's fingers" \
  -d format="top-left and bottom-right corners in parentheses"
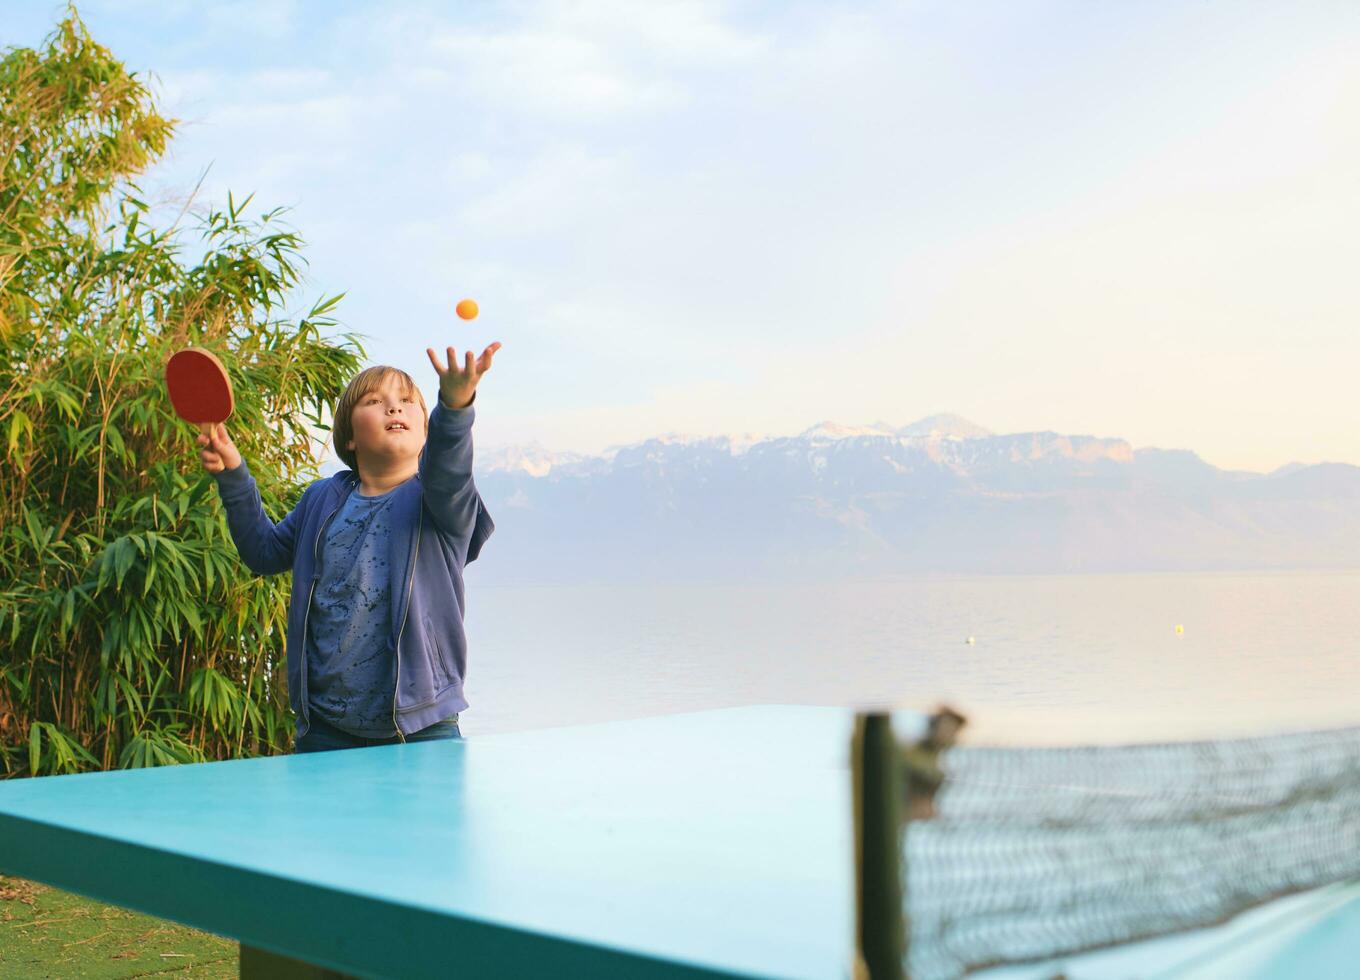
top-left (426, 347), bottom-right (444, 374)
top-left (465, 351), bottom-right (474, 373)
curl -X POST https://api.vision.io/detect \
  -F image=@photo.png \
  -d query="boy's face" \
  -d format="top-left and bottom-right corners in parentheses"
top-left (346, 376), bottom-right (427, 467)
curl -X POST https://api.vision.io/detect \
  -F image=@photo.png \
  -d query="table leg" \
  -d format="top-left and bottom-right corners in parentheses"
top-left (240, 943), bottom-right (360, 979)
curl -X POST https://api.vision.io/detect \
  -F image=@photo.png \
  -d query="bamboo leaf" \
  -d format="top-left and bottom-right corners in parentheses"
top-left (60, 587), bottom-right (76, 637)
top-left (23, 508), bottom-right (45, 550)
top-left (308, 292), bottom-right (346, 318)
top-left (115, 538), bottom-right (136, 588)
top-left (182, 602), bottom-right (202, 640)
top-left (29, 723), bottom-right (42, 776)
top-left (7, 410), bottom-right (33, 458)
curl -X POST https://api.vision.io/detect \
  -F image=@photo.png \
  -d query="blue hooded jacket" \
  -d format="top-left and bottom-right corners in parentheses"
top-left (210, 396), bottom-right (494, 741)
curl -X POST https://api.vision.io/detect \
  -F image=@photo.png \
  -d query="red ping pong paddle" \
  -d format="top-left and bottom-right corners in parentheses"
top-left (165, 347), bottom-right (234, 437)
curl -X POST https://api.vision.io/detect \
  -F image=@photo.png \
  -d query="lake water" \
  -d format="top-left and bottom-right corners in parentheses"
top-left (459, 571), bottom-right (1360, 741)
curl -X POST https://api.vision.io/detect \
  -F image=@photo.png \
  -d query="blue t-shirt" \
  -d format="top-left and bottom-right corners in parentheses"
top-left (306, 485), bottom-right (399, 736)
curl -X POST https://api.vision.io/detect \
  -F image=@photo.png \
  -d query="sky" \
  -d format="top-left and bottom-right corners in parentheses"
top-left (7, 0), bottom-right (1359, 472)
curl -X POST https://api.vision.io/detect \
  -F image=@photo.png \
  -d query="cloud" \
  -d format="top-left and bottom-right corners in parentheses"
top-left (532, 0), bottom-right (769, 66)
top-left (151, 64), bottom-right (351, 122)
top-left (326, 0), bottom-right (768, 124)
top-left (454, 144), bottom-right (637, 237)
top-left (79, 0), bottom-right (300, 40)
top-left (427, 30), bottom-right (685, 121)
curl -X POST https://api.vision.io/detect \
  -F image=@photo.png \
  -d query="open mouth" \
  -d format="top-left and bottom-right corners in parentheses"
top-left (385, 422), bottom-right (409, 432)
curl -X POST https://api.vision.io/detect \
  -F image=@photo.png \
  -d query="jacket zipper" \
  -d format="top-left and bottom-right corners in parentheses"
top-left (298, 482), bottom-right (350, 740)
top-left (390, 506), bottom-right (423, 743)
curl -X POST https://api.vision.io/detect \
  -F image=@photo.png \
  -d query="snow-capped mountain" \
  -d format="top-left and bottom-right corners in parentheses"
top-left (799, 421), bottom-right (899, 441)
top-left (478, 441), bottom-right (583, 478)
top-left (479, 431), bottom-right (771, 476)
top-left (895, 413), bottom-right (993, 440)
top-left (459, 414), bottom-right (1360, 586)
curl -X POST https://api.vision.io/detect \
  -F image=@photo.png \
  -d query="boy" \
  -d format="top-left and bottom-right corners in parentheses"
top-left (197, 343), bottom-right (501, 752)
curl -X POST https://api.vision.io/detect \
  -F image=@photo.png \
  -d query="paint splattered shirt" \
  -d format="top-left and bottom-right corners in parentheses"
top-left (306, 485), bottom-right (399, 736)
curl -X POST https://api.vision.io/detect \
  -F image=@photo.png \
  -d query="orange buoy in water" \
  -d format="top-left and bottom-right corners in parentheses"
top-left (456, 298), bottom-right (479, 320)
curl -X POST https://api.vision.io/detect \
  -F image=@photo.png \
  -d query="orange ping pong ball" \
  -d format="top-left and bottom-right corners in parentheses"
top-left (456, 298), bottom-right (479, 320)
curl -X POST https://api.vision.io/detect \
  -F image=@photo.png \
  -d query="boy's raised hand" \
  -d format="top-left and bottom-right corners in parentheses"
top-left (427, 342), bottom-right (502, 409)
top-left (197, 422), bottom-right (243, 473)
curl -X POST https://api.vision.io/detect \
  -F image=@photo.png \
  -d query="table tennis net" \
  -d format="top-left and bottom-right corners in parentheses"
top-left (852, 713), bottom-right (1360, 980)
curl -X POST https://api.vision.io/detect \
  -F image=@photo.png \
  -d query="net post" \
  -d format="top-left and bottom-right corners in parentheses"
top-left (852, 711), bottom-right (907, 980)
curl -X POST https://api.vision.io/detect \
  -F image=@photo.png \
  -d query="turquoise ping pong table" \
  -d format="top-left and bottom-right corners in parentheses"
top-left (2, 705), bottom-right (1358, 979)
top-left (0, 706), bottom-right (857, 979)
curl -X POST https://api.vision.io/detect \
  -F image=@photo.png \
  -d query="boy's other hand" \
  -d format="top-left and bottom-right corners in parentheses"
top-left (197, 422), bottom-right (242, 473)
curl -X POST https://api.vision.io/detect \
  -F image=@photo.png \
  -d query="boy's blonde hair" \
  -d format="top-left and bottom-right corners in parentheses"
top-left (332, 366), bottom-right (428, 471)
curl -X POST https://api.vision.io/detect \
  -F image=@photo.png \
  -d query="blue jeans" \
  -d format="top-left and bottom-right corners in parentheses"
top-left (294, 711), bottom-right (462, 753)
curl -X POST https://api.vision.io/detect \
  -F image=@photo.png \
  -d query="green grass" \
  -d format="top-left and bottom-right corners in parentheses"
top-left (0, 876), bottom-right (237, 978)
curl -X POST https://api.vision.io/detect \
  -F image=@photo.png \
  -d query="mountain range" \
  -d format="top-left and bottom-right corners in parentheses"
top-left (453, 413), bottom-right (1359, 585)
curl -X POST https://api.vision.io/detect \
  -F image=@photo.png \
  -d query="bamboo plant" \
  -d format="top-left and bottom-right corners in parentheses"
top-left (0, 10), bottom-right (365, 776)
